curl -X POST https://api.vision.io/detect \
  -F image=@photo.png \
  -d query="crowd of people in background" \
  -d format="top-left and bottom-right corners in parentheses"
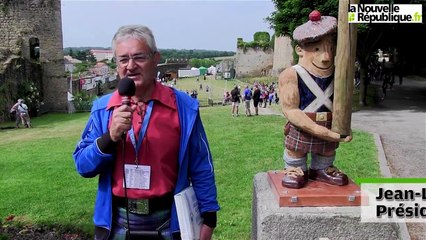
top-left (185, 89), bottom-right (199, 99)
top-left (155, 73), bottom-right (280, 114)
top-left (354, 49), bottom-right (404, 102)
top-left (226, 81), bottom-right (279, 117)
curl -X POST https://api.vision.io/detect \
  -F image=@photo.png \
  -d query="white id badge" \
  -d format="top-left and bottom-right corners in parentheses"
top-left (123, 164), bottom-right (151, 189)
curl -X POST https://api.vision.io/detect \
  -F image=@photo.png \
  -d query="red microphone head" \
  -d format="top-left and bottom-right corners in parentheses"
top-left (118, 77), bottom-right (136, 106)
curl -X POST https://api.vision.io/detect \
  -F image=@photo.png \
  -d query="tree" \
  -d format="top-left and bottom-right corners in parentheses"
top-left (106, 57), bottom-right (116, 70)
top-left (266, 0), bottom-right (338, 37)
top-left (254, 32), bottom-right (270, 43)
top-left (267, 0), bottom-right (426, 105)
top-left (354, 0), bottom-right (426, 104)
top-left (266, 0), bottom-right (338, 62)
top-left (74, 50), bottom-right (87, 61)
top-left (74, 62), bottom-right (91, 74)
top-left (189, 58), bottom-right (218, 68)
top-left (190, 58), bottom-right (201, 68)
top-left (160, 49), bottom-right (235, 64)
top-left (237, 34), bottom-right (274, 51)
top-left (87, 51), bottom-right (97, 63)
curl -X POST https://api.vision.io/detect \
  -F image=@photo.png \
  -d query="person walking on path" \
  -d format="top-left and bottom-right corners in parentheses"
top-left (10, 99), bottom-right (22, 128)
top-left (10, 99), bottom-right (31, 128)
top-left (261, 89), bottom-right (268, 108)
top-left (230, 85), bottom-right (241, 117)
top-left (243, 85), bottom-right (252, 116)
top-left (17, 99), bottom-right (31, 128)
top-left (252, 85), bottom-right (261, 115)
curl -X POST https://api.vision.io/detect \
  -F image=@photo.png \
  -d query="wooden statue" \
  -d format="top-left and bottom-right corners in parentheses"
top-left (278, 10), bottom-right (352, 189)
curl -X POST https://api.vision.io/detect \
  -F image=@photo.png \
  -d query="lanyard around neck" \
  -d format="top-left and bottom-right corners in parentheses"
top-left (128, 100), bottom-right (154, 165)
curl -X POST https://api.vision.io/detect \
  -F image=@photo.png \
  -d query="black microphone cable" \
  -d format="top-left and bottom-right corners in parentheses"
top-left (118, 76), bottom-right (135, 239)
top-left (122, 137), bottom-right (132, 239)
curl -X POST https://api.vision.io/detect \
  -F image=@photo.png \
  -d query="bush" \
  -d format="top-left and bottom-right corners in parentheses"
top-left (17, 80), bottom-right (43, 116)
top-left (254, 32), bottom-right (270, 43)
top-left (72, 92), bottom-right (96, 112)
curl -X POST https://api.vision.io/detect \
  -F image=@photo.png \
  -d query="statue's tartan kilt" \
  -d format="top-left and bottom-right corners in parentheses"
top-left (284, 121), bottom-right (338, 153)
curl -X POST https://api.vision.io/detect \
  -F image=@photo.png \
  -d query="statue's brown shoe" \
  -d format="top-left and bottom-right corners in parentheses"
top-left (281, 167), bottom-right (308, 189)
top-left (309, 166), bottom-right (348, 186)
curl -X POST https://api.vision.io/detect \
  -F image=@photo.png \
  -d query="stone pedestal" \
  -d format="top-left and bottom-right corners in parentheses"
top-left (252, 172), bottom-right (405, 240)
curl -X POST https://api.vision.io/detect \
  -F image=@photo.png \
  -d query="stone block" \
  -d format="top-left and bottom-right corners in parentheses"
top-left (252, 172), bottom-right (404, 240)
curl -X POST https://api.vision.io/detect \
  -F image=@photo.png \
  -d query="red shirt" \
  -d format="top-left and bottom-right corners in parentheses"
top-left (108, 82), bottom-right (180, 199)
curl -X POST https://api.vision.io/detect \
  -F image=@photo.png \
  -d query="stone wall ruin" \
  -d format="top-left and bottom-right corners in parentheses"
top-left (0, 0), bottom-right (67, 122)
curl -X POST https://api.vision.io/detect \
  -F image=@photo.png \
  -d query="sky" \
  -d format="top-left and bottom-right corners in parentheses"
top-left (61, 0), bottom-right (277, 51)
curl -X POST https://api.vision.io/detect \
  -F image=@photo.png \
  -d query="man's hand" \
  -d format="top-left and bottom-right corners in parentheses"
top-left (109, 105), bottom-right (136, 142)
top-left (200, 224), bottom-right (214, 240)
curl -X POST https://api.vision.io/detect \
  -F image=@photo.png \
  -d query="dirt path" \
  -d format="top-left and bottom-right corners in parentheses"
top-left (352, 76), bottom-right (426, 240)
top-left (352, 77), bottom-right (426, 178)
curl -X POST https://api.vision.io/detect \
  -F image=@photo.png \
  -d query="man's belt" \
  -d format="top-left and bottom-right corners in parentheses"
top-left (305, 112), bottom-right (332, 122)
top-left (113, 193), bottom-right (174, 215)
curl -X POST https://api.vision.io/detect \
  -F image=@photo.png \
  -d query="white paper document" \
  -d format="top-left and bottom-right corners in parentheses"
top-left (174, 186), bottom-right (203, 240)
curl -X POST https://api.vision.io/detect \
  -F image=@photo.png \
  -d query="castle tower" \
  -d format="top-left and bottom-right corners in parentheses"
top-left (272, 35), bottom-right (293, 76)
top-left (0, 0), bottom-right (67, 119)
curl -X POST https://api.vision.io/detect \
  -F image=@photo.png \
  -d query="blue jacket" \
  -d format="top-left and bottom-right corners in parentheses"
top-left (73, 89), bottom-right (219, 236)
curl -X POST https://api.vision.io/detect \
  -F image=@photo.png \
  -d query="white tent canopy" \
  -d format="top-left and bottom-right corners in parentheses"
top-left (178, 68), bottom-right (200, 78)
top-left (208, 66), bottom-right (217, 75)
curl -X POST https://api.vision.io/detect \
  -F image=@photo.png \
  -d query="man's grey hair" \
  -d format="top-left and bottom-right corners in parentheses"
top-left (111, 25), bottom-right (158, 55)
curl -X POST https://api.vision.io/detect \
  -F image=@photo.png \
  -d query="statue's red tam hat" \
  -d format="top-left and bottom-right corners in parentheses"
top-left (293, 10), bottom-right (337, 44)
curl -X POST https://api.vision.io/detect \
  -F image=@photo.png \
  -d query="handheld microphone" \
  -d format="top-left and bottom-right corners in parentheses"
top-left (118, 77), bottom-right (136, 140)
top-left (117, 77), bottom-right (136, 238)
top-left (118, 77), bottom-right (136, 106)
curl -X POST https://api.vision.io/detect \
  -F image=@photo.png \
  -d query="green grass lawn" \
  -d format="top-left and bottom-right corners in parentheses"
top-left (0, 106), bottom-right (380, 239)
top-left (175, 76), bottom-right (243, 107)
